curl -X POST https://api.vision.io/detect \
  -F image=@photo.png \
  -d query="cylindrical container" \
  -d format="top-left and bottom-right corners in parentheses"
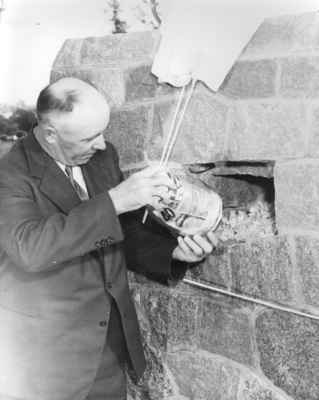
top-left (152, 173), bottom-right (222, 236)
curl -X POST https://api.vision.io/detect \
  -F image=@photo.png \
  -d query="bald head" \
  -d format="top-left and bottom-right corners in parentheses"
top-left (36, 77), bottom-right (109, 123)
top-left (34, 78), bottom-right (110, 166)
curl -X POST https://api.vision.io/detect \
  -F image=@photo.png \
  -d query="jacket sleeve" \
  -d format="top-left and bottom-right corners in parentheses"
top-left (109, 144), bottom-right (189, 284)
top-left (120, 208), bottom-right (188, 284)
top-left (0, 169), bottom-right (123, 273)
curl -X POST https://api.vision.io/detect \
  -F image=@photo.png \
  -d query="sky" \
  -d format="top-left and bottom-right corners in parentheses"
top-left (0, 0), bottom-right (147, 106)
top-left (0, 0), bottom-right (318, 107)
top-left (154, 0), bottom-right (319, 91)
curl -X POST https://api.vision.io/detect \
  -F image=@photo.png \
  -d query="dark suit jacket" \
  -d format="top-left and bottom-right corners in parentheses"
top-left (0, 133), bottom-right (182, 400)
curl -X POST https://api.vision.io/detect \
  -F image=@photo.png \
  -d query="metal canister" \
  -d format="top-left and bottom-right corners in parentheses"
top-left (152, 173), bottom-right (222, 236)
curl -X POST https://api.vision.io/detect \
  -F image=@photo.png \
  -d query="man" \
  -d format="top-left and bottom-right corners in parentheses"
top-left (0, 78), bottom-right (217, 400)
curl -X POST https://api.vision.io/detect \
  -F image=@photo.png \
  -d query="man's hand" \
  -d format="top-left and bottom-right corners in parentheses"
top-left (172, 230), bottom-right (218, 263)
top-left (109, 166), bottom-right (174, 215)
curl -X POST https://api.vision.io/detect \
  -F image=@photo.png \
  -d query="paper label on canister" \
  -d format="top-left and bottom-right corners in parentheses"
top-left (153, 174), bottom-right (222, 235)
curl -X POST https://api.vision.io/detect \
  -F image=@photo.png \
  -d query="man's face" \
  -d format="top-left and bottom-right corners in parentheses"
top-left (46, 100), bottom-right (109, 166)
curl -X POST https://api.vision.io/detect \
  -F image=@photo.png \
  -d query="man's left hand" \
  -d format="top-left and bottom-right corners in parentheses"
top-left (172, 230), bottom-right (218, 263)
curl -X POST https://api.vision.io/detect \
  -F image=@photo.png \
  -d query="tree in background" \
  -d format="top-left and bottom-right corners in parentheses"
top-left (0, 115), bottom-right (13, 137)
top-left (106, 0), bottom-right (161, 33)
top-left (107, 0), bottom-right (127, 33)
top-left (10, 108), bottom-right (36, 133)
top-left (134, 0), bottom-right (161, 29)
top-left (0, 107), bottom-right (36, 140)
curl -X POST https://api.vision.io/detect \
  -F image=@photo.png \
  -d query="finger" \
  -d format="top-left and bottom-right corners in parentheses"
top-left (206, 230), bottom-right (218, 247)
top-left (183, 236), bottom-right (205, 258)
top-left (177, 236), bottom-right (192, 256)
top-left (138, 184), bottom-right (171, 208)
top-left (192, 234), bottom-right (213, 254)
top-left (150, 187), bottom-right (171, 208)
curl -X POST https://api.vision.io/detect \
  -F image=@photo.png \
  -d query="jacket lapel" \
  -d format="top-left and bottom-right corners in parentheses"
top-left (23, 133), bottom-right (116, 213)
top-left (81, 149), bottom-right (116, 267)
top-left (23, 133), bottom-right (81, 214)
top-left (81, 147), bottom-right (115, 198)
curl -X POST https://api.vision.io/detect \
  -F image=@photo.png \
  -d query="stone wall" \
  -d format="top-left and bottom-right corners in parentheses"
top-left (50, 12), bottom-right (319, 400)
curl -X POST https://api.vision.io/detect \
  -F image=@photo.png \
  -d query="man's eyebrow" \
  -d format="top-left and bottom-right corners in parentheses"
top-left (81, 132), bottom-right (103, 142)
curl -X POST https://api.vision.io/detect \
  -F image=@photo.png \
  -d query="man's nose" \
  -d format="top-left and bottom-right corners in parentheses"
top-left (92, 135), bottom-right (106, 151)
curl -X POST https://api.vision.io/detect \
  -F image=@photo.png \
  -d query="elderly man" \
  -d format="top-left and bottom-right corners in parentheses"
top-left (0, 78), bottom-right (217, 400)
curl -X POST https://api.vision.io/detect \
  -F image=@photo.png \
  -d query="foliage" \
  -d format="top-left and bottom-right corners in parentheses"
top-left (107, 0), bottom-right (127, 33)
top-left (106, 0), bottom-right (161, 33)
top-left (134, 0), bottom-right (161, 29)
top-left (0, 107), bottom-right (37, 140)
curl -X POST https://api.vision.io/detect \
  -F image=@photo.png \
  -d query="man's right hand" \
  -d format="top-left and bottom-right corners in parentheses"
top-left (109, 166), bottom-right (175, 215)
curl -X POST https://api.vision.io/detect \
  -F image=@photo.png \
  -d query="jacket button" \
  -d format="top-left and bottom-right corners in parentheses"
top-left (99, 320), bottom-right (107, 327)
top-left (101, 239), bottom-right (108, 247)
top-left (106, 236), bottom-right (115, 245)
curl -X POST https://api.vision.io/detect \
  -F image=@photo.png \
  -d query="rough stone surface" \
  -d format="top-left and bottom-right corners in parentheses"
top-left (135, 288), bottom-right (170, 352)
top-left (116, 31), bottom-right (159, 62)
top-left (50, 68), bottom-right (125, 108)
top-left (280, 57), bottom-right (319, 98)
top-left (240, 13), bottom-right (319, 59)
top-left (225, 104), bottom-right (248, 159)
top-left (105, 105), bottom-right (150, 167)
top-left (124, 64), bottom-right (174, 103)
top-left (167, 350), bottom-right (240, 400)
top-left (309, 106), bottom-right (319, 157)
top-left (130, 286), bottom-right (174, 400)
top-left (124, 64), bottom-right (158, 102)
top-left (186, 247), bottom-right (231, 289)
top-left (227, 102), bottom-right (307, 160)
top-left (199, 173), bottom-right (273, 210)
top-left (238, 377), bottom-right (287, 400)
top-left (275, 161), bottom-right (319, 232)
top-left (230, 237), bottom-right (292, 304)
top-left (295, 235), bottom-right (319, 307)
top-left (148, 99), bottom-right (173, 161)
top-left (205, 162), bottom-right (274, 178)
top-left (221, 60), bottom-right (277, 99)
top-left (198, 296), bottom-right (254, 366)
top-left (256, 309), bottom-right (319, 400)
top-left (79, 32), bottom-right (158, 66)
top-left (52, 38), bottom-right (83, 68)
top-left (128, 345), bottom-right (174, 400)
top-left (167, 291), bottom-right (199, 347)
top-left (218, 201), bottom-right (276, 243)
top-left (80, 35), bottom-right (122, 66)
top-left (149, 85), bottom-right (228, 163)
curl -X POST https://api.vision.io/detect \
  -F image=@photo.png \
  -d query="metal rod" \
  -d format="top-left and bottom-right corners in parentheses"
top-left (183, 278), bottom-right (319, 321)
top-left (142, 82), bottom-right (189, 224)
top-left (160, 85), bottom-right (186, 164)
top-left (162, 79), bottom-right (196, 166)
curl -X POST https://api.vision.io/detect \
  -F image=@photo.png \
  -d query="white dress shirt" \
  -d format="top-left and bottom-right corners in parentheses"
top-left (55, 161), bottom-right (89, 197)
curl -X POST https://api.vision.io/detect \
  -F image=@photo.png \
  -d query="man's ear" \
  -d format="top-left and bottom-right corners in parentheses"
top-left (43, 126), bottom-right (57, 144)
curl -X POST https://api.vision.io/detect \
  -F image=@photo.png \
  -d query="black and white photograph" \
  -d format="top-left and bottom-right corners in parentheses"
top-left (0, 1), bottom-right (319, 399)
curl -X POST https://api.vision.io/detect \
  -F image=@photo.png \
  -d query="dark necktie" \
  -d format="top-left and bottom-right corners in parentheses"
top-left (65, 165), bottom-right (89, 201)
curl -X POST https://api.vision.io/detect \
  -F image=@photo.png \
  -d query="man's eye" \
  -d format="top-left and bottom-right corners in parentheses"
top-left (83, 133), bottom-right (102, 143)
